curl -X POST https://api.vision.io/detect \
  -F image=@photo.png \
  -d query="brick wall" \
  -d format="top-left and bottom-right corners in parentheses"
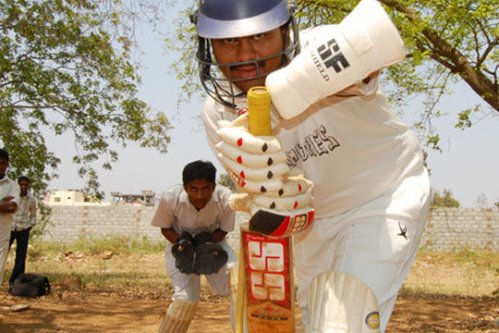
top-left (40, 206), bottom-right (498, 252)
top-left (421, 208), bottom-right (498, 251)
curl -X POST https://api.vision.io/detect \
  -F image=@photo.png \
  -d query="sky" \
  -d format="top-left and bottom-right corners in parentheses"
top-left (46, 10), bottom-right (499, 208)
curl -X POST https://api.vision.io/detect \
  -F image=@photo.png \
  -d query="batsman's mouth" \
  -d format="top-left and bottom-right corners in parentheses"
top-left (228, 61), bottom-right (267, 82)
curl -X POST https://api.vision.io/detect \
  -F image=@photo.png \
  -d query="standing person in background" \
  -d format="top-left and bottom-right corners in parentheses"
top-left (191, 0), bottom-right (431, 331)
top-left (0, 148), bottom-right (19, 286)
top-left (9, 175), bottom-right (37, 288)
top-left (151, 160), bottom-right (236, 333)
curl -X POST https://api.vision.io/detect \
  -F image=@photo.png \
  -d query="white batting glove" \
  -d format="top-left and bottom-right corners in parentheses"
top-left (266, 0), bottom-right (405, 119)
top-left (216, 114), bottom-right (315, 237)
top-left (216, 113), bottom-right (289, 194)
top-left (229, 172), bottom-right (314, 214)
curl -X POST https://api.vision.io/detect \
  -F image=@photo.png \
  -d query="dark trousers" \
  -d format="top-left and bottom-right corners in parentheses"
top-left (8, 228), bottom-right (31, 285)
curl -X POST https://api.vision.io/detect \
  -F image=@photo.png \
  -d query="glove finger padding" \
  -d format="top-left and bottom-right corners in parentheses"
top-left (254, 174), bottom-right (314, 210)
top-left (217, 126), bottom-right (283, 155)
top-left (217, 113), bottom-right (316, 238)
top-left (229, 171), bottom-right (316, 238)
top-left (193, 232), bottom-right (212, 246)
top-left (172, 233), bottom-right (195, 274)
top-left (216, 115), bottom-right (289, 194)
top-left (229, 173), bottom-right (314, 212)
top-left (194, 243), bottom-right (228, 275)
top-left (216, 142), bottom-right (287, 169)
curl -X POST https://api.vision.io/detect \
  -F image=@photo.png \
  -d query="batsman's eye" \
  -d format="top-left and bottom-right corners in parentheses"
top-left (222, 38), bottom-right (238, 45)
top-left (252, 33), bottom-right (266, 41)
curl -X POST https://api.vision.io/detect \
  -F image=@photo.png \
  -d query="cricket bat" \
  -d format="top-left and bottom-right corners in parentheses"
top-left (235, 87), bottom-right (295, 333)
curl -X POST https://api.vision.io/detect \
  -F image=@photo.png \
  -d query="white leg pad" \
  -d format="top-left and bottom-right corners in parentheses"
top-left (305, 271), bottom-right (380, 333)
top-left (157, 299), bottom-right (198, 333)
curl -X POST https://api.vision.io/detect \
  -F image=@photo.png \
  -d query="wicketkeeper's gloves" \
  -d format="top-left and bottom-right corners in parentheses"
top-left (172, 232), bottom-right (195, 274)
top-left (193, 232), bottom-right (228, 275)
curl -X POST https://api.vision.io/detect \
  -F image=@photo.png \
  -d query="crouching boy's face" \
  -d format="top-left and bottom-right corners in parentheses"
top-left (184, 179), bottom-right (215, 210)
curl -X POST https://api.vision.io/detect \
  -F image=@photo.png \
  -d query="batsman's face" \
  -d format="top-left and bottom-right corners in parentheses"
top-left (184, 179), bottom-right (215, 210)
top-left (212, 27), bottom-right (286, 93)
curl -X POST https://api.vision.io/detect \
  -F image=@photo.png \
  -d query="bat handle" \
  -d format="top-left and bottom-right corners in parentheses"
top-left (248, 86), bottom-right (272, 136)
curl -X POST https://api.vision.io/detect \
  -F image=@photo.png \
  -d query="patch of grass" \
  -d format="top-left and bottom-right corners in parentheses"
top-left (29, 236), bottom-right (165, 259)
top-left (403, 248), bottom-right (499, 297)
top-left (417, 248), bottom-right (499, 266)
top-left (5, 237), bottom-right (169, 296)
top-left (10, 240), bottom-right (498, 300)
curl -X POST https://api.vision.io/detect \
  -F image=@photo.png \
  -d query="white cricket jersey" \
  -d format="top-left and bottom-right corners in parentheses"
top-left (151, 184), bottom-right (235, 235)
top-left (0, 176), bottom-right (20, 225)
top-left (202, 27), bottom-right (427, 219)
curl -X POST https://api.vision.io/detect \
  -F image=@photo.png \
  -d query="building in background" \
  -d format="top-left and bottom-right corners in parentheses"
top-left (45, 189), bottom-right (156, 206)
top-left (110, 190), bottom-right (155, 206)
top-left (46, 190), bottom-right (86, 205)
top-left (45, 189), bottom-right (109, 206)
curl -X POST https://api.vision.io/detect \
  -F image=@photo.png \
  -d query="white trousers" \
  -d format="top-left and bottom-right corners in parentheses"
top-left (164, 240), bottom-right (236, 302)
top-left (294, 169), bottom-right (430, 332)
top-left (0, 222), bottom-right (11, 284)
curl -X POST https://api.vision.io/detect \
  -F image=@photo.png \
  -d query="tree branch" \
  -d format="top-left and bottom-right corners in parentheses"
top-left (380, 0), bottom-right (498, 111)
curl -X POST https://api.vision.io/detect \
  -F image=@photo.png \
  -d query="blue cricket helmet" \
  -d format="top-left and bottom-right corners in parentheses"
top-left (192, 0), bottom-right (300, 109)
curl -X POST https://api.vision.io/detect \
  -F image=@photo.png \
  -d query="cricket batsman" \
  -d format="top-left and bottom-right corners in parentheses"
top-left (192, 0), bottom-right (431, 332)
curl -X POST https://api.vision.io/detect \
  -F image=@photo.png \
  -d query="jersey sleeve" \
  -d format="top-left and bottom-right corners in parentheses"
top-left (201, 98), bottom-right (224, 158)
top-left (9, 181), bottom-right (20, 204)
top-left (151, 193), bottom-right (175, 229)
top-left (336, 72), bottom-right (380, 97)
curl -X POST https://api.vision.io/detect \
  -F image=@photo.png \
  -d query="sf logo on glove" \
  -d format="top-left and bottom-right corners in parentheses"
top-left (312, 38), bottom-right (351, 82)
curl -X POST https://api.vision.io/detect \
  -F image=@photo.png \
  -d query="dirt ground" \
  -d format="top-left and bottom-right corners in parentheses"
top-left (0, 289), bottom-right (497, 332)
top-left (0, 249), bottom-right (497, 332)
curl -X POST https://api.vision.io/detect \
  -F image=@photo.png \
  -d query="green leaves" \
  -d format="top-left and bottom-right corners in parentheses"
top-left (0, 0), bottom-right (172, 197)
top-left (430, 189), bottom-right (460, 207)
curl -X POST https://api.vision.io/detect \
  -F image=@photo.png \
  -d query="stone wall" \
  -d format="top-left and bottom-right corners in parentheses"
top-left (40, 206), bottom-right (498, 252)
top-left (421, 208), bottom-right (498, 251)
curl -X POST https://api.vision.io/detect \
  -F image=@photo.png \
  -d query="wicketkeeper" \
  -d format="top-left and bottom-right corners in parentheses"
top-left (151, 160), bottom-right (236, 333)
top-left (191, 0), bottom-right (431, 332)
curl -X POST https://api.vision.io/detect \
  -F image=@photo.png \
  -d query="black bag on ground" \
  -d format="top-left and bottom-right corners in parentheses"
top-left (10, 273), bottom-right (51, 298)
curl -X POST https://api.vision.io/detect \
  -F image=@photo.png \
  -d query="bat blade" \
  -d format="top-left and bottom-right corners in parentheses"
top-left (240, 223), bottom-right (295, 333)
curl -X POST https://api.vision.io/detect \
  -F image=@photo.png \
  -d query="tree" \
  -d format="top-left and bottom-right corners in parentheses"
top-left (430, 189), bottom-right (460, 207)
top-left (0, 0), bottom-right (173, 197)
top-left (217, 173), bottom-right (236, 192)
top-left (385, 0), bottom-right (496, 145)
top-left (167, 0), bottom-right (497, 150)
